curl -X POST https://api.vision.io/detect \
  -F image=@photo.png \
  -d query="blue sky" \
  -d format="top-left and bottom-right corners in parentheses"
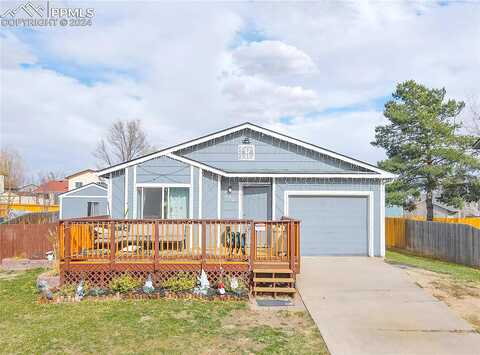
top-left (1, 1), bottom-right (479, 180)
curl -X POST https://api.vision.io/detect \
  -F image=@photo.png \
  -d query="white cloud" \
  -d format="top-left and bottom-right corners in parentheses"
top-left (232, 40), bottom-right (317, 77)
top-left (1, 1), bottom-right (480, 177)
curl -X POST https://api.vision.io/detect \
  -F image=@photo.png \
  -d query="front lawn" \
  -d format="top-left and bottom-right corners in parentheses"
top-left (0, 269), bottom-right (328, 354)
top-left (386, 250), bottom-right (480, 283)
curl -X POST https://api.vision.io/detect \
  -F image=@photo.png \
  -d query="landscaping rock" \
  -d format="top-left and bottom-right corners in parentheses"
top-left (37, 271), bottom-right (60, 290)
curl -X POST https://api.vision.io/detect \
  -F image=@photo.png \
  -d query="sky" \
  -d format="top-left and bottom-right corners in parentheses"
top-left (1, 0), bottom-right (479, 178)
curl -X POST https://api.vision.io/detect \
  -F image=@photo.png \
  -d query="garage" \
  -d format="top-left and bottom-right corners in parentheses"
top-left (287, 193), bottom-right (371, 256)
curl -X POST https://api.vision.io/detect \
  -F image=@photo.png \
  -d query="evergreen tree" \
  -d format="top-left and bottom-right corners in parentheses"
top-left (372, 80), bottom-right (480, 220)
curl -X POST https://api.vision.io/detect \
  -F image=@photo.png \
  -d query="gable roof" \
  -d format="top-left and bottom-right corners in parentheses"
top-left (66, 169), bottom-right (95, 179)
top-left (96, 122), bottom-right (396, 179)
top-left (59, 182), bottom-right (107, 197)
top-left (34, 180), bottom-right (68, 193)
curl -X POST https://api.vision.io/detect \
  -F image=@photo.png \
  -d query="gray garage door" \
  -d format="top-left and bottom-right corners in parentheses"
top-left (288, 195), bottom-right (368, 256)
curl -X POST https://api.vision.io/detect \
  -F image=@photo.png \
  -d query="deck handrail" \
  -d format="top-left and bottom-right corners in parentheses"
top-left (58, 218), bottom-right (300, 272)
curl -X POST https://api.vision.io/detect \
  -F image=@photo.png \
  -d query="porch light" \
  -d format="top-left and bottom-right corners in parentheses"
top-left (228, 185), bottom-right (232, 194)
top-left (242, 137), bottom-right (250, 144)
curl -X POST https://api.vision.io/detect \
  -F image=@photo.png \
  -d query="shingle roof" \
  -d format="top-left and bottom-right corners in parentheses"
top-left (34, 180), bottom-right (68, 193)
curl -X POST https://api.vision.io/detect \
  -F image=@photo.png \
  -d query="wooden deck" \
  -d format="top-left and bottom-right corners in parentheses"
top-left (58, 218), bottom-right (300, 286)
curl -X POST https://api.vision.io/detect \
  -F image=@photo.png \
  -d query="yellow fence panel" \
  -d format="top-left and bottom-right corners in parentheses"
top-left (385, 217), bottom-right (406, 249)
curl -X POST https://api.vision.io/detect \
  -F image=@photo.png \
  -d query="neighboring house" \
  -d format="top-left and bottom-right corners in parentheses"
top-left (59, 183), bottom-right (108, 219)
top-left (90, 122), bottom-right (395, 257)
top-left (33, 180), bottom-right (68, 204)
top-left (66, 169), bottom-right (102, 191)
top-left (404, 198), bottom-right (480, 218)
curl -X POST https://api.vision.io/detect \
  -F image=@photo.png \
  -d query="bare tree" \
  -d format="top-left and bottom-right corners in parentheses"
top-left (36, 170), bottom-right (65, 185)
top-left (0, 146), bottom-right (25, 190)
top-left (93, 119), bottom-right (153, 167)
top-left (465, 94), bottom-right (480, 135)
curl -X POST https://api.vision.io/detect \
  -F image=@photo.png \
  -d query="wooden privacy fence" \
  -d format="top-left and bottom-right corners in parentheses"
top-left (386, 217), bottom-right (480, 268)
top-left (0, 223), bottom-right (56, 260)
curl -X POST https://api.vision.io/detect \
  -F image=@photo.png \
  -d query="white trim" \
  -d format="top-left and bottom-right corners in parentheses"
top-left (59, 183), bottom-right (107, 197)
top-left (108, 173), bottom-right (112, 217)
top-left (198, 169), bottom-right (203, 218)
top-left (272, 178), bottom-right (276, 220)
top-left (124, 168), bottom-right (129, 217)
top-left (238, 182), bottom-right (271, 219)
top-left (166, 153), bottom-right (226, 176)
top-left (217, 175), bottom-right (221, 219)
top-left (133, 166), bottom-right (137, 218)
top-left (136, 183), bottom-right (190, 188)
top-left (59, 195), bottom-right (63, 219)
top-left (96, 123), bottom-right (396, 179)
top-left (380, 181), bottom-right (386, 257)
top-left (284, 190), bottom-right (375, 257)
top-left (189, 166), bottom-right (194, 219)
top-left (61, 196), bottom-right (108, 199)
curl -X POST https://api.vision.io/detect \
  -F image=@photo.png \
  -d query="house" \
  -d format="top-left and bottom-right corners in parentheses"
top-left (85, 122), bottom-right (395, 257)
top-left (59, 183), bottom-right (108, 219)
top-left (404, 195), bottom-right (480, 218)
top-left (33, 180), bottom-right (68, 204)
top-left (66, 169), bottom-right (102, 191)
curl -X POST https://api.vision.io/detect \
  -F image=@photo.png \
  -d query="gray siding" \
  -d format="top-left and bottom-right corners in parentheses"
top-left (111, 170), bottom-right (125, 218)
top-left (136, 156), bottom-right (190, 184)
top-left (66, 185), bottom-right (106, 197)
top-left (202, 171), bottom-right (218, 218)
top-left (275, 178), bottom-right (382, 256)
top-left (61, 197), bottom-right (108, 219)
top-left (221, 178), bottom-right (239, 219)
top-left (192, 166), bottom-right (199, 218)
top-left (177, 128), bottom-right (369, 173)
top-left (126, 167), bottom-right (134, 218)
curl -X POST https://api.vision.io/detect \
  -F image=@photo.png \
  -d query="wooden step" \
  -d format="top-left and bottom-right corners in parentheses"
top-left (254, 287), bottom-right (296, 293)
top-left (254, 277), bottom-right (294, 283)
top-left (253, 268), bottom-right (292, 274)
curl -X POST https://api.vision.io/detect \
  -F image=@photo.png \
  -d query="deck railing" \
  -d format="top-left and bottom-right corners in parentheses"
top-left (58, 218), bottom-right (300, 271)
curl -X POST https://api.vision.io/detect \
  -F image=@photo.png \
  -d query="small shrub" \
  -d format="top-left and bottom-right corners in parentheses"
top-left (162, 272), bottom-right (196, 292)
top-left (88, 287), bottom-right (108, 297)
top-left (58, 283), bottom-right (76, 297)
top-left (109, 275), bottom-right (141, 293)
top-left (224, 276), bottom-right (247, 292)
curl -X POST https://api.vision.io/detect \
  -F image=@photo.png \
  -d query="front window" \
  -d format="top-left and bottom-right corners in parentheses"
top-left (137, 186), bottom-right (189, 219)
top-left (87, 202), bottom-right (99, 216)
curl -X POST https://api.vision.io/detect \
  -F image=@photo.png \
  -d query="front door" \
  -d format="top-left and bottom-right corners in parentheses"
top-left (242, 185), bottom-right (271, 220)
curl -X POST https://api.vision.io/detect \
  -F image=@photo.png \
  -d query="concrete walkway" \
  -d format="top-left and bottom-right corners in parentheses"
top-left (297, 257), bottom-right (480, 355)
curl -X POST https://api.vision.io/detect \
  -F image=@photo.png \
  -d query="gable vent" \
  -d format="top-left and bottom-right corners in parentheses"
top-left (238, 144), bottom-right (255, 161)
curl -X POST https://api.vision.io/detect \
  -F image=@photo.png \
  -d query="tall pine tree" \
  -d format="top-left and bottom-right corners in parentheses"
top-left (372, 80), bottom-right (480, 220)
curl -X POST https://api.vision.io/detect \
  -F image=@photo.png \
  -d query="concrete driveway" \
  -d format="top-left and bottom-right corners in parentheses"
top-left (297, 257), bottom-right (480, 355)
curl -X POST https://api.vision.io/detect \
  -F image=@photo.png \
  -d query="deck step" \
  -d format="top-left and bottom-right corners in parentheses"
top-left (254, 287), bottom-right (296, 293)
top-left (253, 268), bottom-right (292, 274)
top-left (254, 277), bottom-right (294, 283)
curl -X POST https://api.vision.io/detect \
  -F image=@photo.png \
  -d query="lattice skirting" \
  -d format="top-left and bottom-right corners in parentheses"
top-left (61, 263), bottom-right (251, 289)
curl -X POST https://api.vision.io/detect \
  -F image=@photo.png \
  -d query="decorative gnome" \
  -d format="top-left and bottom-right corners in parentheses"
top-left (37, 279), bottom-right (53, 300)
top-left (143, 274), bottom-right (154, 294)
top-left (230, 277), bottom-right (239, 291)
top-left (217, 281), bottom-right (226, 296)
top-left (194, 269), bottom-right (210, 295)
top-left (75, 280), bottom-right (85, 301)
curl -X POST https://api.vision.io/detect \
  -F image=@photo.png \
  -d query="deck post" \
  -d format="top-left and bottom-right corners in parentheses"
top-left (109, 221), bottom-right (115, 266)
top-left (201, 221), bottom-right (206, 266)
top-left (249, 221), bottom-right (255, 271)
top-left (64, 221), bottom-right (71, 268)
top-left (289, 221), bottom-right (295, 273)
top-left (154, 221), bottom-right (159, 268)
